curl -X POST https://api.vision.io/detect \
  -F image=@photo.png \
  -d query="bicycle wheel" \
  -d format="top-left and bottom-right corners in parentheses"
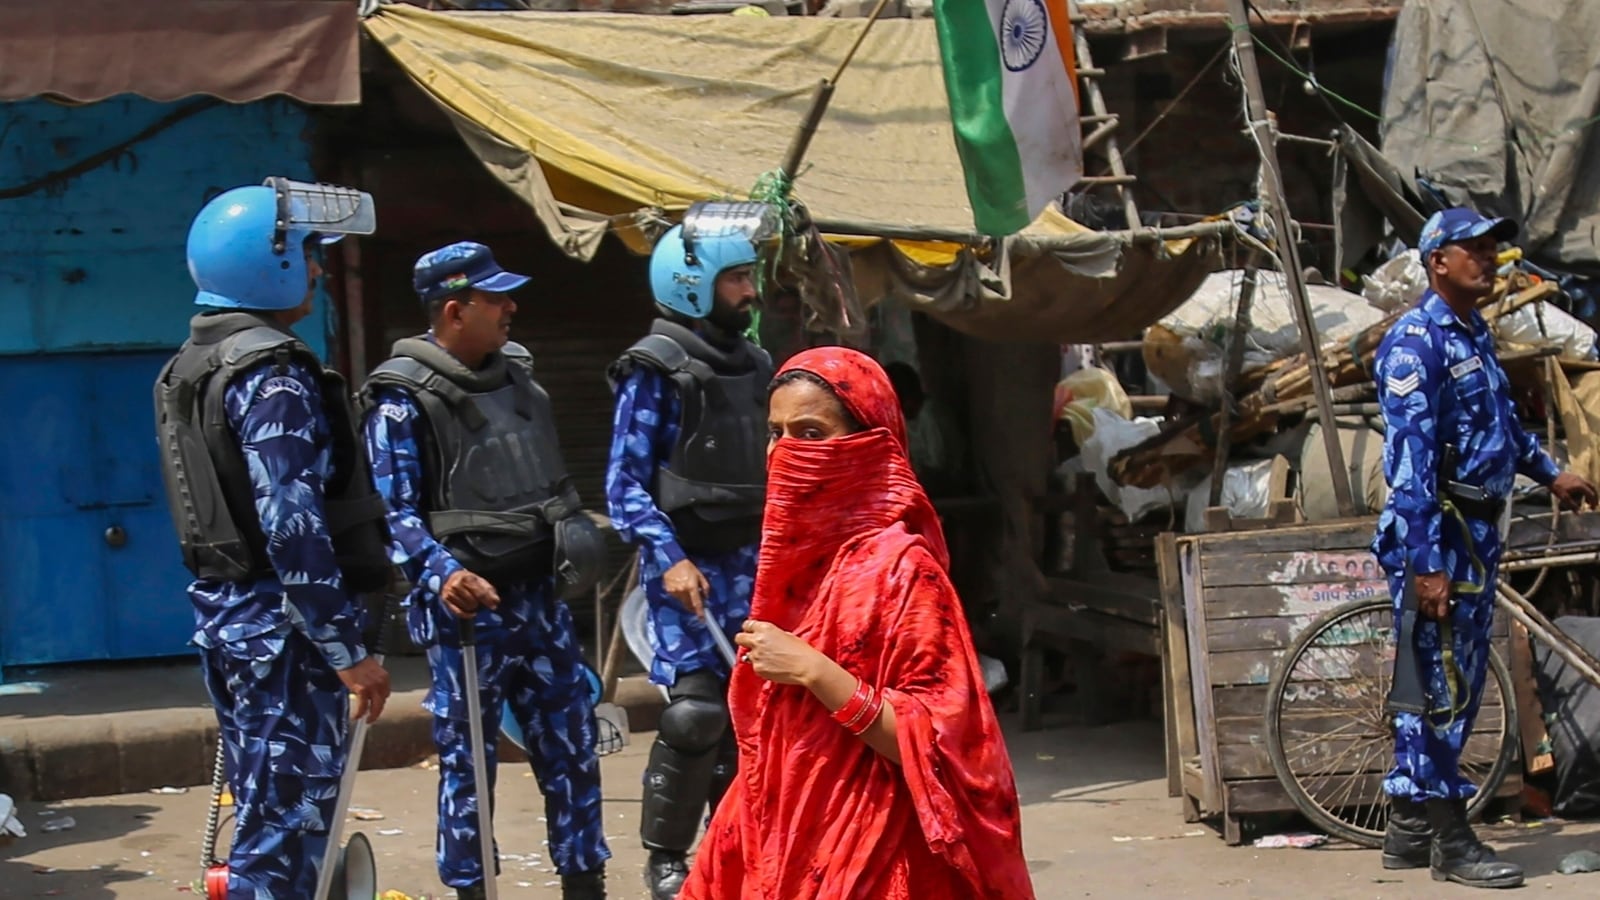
top-left (1264, 597), bottom-right (1519, 847)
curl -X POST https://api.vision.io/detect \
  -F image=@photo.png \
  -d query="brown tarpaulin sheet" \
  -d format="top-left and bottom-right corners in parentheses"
top-left (0, 0), bottom-right (360, 105)
top-left (1381, 0), bottom-right (1600, 274)
top-left (365, 5), bottom-right (1222, 342)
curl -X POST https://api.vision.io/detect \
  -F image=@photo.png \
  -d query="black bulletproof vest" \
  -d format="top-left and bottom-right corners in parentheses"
top-left (609, 319), bottom-right (771, 554)
top-left (153, 311), bottom-right (394, 592)
top-left (364, 337), bottom-right (578, 585)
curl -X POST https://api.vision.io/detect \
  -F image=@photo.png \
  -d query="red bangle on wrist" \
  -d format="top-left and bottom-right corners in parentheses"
top-left (832, 678), bottom-right (870, 727)
top-left (846, 689), bottom-right (883, 736)
top-left (831, 678), bottom-right (884, 736)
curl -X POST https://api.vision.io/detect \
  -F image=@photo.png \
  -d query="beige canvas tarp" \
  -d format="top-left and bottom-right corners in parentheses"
top-left (362, 5), bottom-right (1222, 341)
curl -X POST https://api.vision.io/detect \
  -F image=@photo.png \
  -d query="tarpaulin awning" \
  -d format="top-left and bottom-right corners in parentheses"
top-left (363, 4), bottom-right (1224, 342)
top-left (1381, 0), bottom-right (1600, 275)
top-left (0, 0), bottom-right (360, 105)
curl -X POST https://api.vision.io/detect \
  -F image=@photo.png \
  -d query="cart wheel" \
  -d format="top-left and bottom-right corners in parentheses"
top-left (1264, 597), bottom-right (1518, 847)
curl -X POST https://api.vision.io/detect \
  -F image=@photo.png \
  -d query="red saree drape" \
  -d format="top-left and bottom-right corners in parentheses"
top-left (682, 348), bottom-right (1034, 900)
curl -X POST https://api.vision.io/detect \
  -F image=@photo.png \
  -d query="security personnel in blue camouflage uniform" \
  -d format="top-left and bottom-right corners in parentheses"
top-left (154, 178), bottom-right (394, 899)
top-left (361, 242), bottom-right (610, 900)
top-left (606, 202), bottom-right (774, 900)
top-left (1374, 207), bottom-right (1596, 888)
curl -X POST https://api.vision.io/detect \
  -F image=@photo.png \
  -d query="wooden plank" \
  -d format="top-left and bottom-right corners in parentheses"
top-left (1227, 683), bottom-right (1508, 719)
top-left (1208, 636), bottom-right (1509, 687)
top-left (1181, 542), bottom-right (1224, 811)
top-left (1162, 605), bottom-right (1180, 797)
top-left (1157, 531), bottom-right (1194, 799)
top-left (1225, 775), bottom-right (1351, 815)
top-left (1267, 454), bottom-right (1291, 501)
top-left (1182, 761), bottom-right (1216, 817)
top-left (1223, 750), bottom-right (1521, 816)
top-left (1213, 684), bottom-right (1270, 718)
top-left (1019, 644), bottom-right (1044, 733)
top-left (1026, 603), bottom-right (1160, 656)
top-left (1205, 615), bottom-right (1321, 653)
top-left (1216, 726), bottom-right (1507, 781)
top-left (1046, 575), bottom-right (1161, 626)
top-left (1268, 642), bottom-right (1518, 689)
top-left (1207, 648), bottom-right (1287, 686)
top-left (1505, 509), bottom-right (1600, 551)
top-left (1053, 569), bottom-right (1163, 598)
top-left (1220, 711), bottom-right (1507, 746)
top-left (1508, 619), bottom-right (1556, 776)
top-left (1202, 583), bottom-right (1391, 619)
top-left (1202, 548), bottom-right (1389, 588)
top-left (1216, 675), bottom-right (1504, 717)
top-left (1179, 518), bottom-right (1377, 556)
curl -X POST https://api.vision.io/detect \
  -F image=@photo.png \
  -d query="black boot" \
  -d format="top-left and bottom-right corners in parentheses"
top-left (455, 886), bottom-right (488, 900)
top-left (562, 867), bottom-right (606, 900)
top-left (1427, 798), bottom-right (1524, 888)
top-left (646, 849), bottom-right (689, 900)
top-left (1381, 795), bottom-right (1431, 869)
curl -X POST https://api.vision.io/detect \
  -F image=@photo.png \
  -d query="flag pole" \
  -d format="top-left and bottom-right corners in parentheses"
top-left (1223, 0), bottom-right (1357, 517)
top-left (778, 0), bottom-right (895, 183)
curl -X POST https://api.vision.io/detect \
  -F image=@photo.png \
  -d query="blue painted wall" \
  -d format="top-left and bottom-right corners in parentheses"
top-left (0, 96), bottom-right (335, 669)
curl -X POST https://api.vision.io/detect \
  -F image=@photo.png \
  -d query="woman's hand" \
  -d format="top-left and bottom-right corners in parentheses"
top-left (739, 619), bottom-right (903, 764)
top-left (735, 620), bottom-right (825, 687)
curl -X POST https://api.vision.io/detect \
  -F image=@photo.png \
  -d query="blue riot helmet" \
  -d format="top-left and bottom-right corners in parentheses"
top-left (648, 200), bottom-right (780, 318)
top-left (187, 177), bottom-right (377, 310)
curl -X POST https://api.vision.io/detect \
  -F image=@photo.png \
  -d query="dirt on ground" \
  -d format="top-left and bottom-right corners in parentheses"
top-left (5, 720), bottom-right (1600, 899)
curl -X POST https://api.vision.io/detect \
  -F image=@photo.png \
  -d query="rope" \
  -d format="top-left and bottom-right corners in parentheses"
top-left (1095, 40), bottom-right (1232, 174)
top-left (1225, 17), bottom-right (1600, 152)
top-left (1425, 500), bottom-right (1489, 729)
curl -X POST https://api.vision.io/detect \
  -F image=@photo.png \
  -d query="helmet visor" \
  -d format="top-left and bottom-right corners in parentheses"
top-left (265, 177), bottom-right (377, 246)
top-left (680, 201), bottom-right (779, 252)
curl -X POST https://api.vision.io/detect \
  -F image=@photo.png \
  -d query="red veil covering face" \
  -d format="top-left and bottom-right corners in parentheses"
top-left (682, 347), bottom-right (1034, 900)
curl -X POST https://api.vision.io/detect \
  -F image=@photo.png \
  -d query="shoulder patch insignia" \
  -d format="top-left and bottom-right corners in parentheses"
top-left (1404, 324), bottom-right (1429, 337)
top-left (257, 375), bottom-right (306, 401)
top-left (1386, 372), bottom-right (1421, 398)
top-left (379, 402), bottom-right (410, 423)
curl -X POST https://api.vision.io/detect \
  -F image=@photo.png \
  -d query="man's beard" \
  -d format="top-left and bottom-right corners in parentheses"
top-left (707, 303), bottom-right (753, 336)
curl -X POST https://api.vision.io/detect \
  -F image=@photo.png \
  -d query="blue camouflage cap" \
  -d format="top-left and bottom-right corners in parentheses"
top-left (413, 241), bottom-right (530, 303)
top-left (1418, 207), bottom-right (1518, 257)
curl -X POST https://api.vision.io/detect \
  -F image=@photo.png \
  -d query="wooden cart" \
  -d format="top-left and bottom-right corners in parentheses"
top-left (1158, 517), bottom-right (1521, 844)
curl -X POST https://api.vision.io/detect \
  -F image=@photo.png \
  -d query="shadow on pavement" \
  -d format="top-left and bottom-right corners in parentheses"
top-left (0, 800), bottom-right (164, 899)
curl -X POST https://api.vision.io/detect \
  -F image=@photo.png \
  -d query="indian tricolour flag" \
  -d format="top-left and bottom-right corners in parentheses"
top-left (932, 0), bottom-right (1084, 236)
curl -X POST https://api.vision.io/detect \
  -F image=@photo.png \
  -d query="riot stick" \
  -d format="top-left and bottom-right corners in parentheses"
top-left (459, 617), bottom-right (500, 900)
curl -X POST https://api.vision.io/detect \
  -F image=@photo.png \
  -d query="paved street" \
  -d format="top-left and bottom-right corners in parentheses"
top-left (5, 720), bottom-right (1600, 899)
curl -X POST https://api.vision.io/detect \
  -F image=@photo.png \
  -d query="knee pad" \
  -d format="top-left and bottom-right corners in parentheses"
top-left (656, 696), bottom-right (728, 756)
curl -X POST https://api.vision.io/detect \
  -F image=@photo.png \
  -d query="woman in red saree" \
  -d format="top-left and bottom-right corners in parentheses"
top-left (681, 347), bottom-right (1034, 900)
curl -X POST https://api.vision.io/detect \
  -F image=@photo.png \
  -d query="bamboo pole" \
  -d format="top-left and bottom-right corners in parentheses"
top-left (1497, 583), bottom-right (1600, 692)
top-left (806, 217), bottom-right (1237, 250)
top-left (1224, 0), bottom-right (1355, 516)
top-left (777, 0), bottom-right (893, 185)
top-left (1500, 549), bottom-right (1600, 572)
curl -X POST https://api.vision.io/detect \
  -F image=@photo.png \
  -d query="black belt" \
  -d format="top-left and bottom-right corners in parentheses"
top-left (1444, 481), bottom-right (1508, 523)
